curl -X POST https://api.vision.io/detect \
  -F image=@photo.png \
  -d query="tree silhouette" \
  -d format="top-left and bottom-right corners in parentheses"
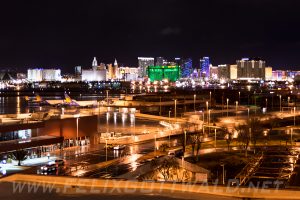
top-left (236, 124), bottom-right (250, 157)
top-left (11, 149), bottom-right (28, 166)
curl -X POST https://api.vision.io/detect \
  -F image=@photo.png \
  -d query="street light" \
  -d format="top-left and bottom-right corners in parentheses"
top-left (208, 110), bottom-right (211, 134)
top-left (279, 95), bottom-right (282, 112)
top-left (209, 91), bottom-right (212, 107)
top-left (169, 110), bottom-right (171, 147)
top-left (214, 128), bottom-right (217, 149)
top-left (220, 162), bottom-right (225, 185)
top-left (294, 107), bottom-right (296, 126)
top-left (235, 101), bottom-right (238, 119)
top-left (288, 96), bottom-right (290, 108)
top-left (74, 114), bottom-right (80, 146)
top-left (226, 98), bottom-right (229, 117)
top-left (105, 139), bottom-right (108, 161)
top-left (238, 91), bottom-right (240, 105)
top-left (174, 99), bottom-right (177, 122)
top-left (247, 107), bottom-right (250, 120)
top-left (193, 94), bottom-right (196, 113)
top-left (106, 90), bottom-right (109, 106)
top-left (206, 101), bottom-right (209, 123)
top-left (159, 96), bottom-right (162, 116)
top-left (76, 117), bottom-right (79, 146)
top-left (154, 134), bottom-right (157, 155)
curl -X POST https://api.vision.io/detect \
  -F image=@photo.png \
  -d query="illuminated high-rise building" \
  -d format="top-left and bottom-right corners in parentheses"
top-left (147, 65), bottom-right (181, 82)
top-left (236, 58), bottom-right (265, 79)
top-left (180, 58), bottom-right (193, 78)
top-left (199, 57), bottom-right (210, 78)
top-left (156, 57), bottom-right (167, 66)
top-left (113, 58), bottom-right (119, 79)
top-left (138, 57), bottom-right (154, 77)
top-left (92, 57), bottom-right (98, 70)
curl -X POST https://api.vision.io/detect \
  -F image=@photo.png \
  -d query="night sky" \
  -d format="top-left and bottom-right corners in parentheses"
top-left (1, 0), bottom-right (300, 73)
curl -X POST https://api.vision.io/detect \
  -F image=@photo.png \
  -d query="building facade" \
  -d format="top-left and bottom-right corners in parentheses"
top-left (27, 69), bottom-right (61, 82)
top-left (180, 58), bottom-right (193, 78)
top-left (236, 58), bottom-right (265, 79)
top-left (147, 65), bottom-right (181, 82)
top-left (199, 57), bottom-right (210, 79)
top-left (138, 57), bottom-right (154, 78)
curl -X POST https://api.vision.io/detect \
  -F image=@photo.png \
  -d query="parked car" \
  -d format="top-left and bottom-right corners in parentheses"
top-left (40, 162), bottom-right (57, 174)
top-left (113, 145), bottom-right (126, 150)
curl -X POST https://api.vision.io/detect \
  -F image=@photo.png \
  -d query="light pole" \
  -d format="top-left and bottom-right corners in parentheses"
top-left (265, 98), bottom-right (268, 109)
top-left (206, 101), bottom-right (209, 122)
top-left (226, 98), bottom-right (229, 117)
top-left (159, 96), bottom-right (162, 116)
top-left (154, 134), bottom-right (157, 155)
top-left (208, 110), bottom-right (211, 134)
top-left (294, 107), bottom-right (296, 126)
top-left (291, 128), bottom-right (293, 146)
top-left (288, 96), bottom-right (290, 108)
top-left (209, 91), bottom-right (212, 107)
top-left (105, 139), bottom-right (108, 161)
top-left (184, 130), bottom-right (187, 149)
top-left (169, 110), bottom-right (171, 147)
top-left (235, 101), bottom-right (238, 119)
top-left (214, 128), bottom-right (217, 149)
top-left (194, 94), bottom-right (196, 113)
top-left (247, 107), bottom-right (250, 120)
top-left (279, 95), bottom-right (282, 112)
top-left (76, 117), bottom-right (79, 146)
top-left (238, 91), bottom-right (241, 105)
top-left (106, 90), bottom-right (109, 106)
top-left (220, 163), bottom-right (225, 185)
top-left (174, 99), bottom-right (177, 123)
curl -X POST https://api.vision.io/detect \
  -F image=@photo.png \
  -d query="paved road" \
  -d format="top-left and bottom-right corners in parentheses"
top-left (20, 137), bottom-right (179, 178)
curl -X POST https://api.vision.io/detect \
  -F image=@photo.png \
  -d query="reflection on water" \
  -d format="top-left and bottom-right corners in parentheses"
top-left (0, 96), bottom-right (30, 114)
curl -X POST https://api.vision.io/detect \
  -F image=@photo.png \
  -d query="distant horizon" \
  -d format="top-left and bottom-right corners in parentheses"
top-left (0, 56), bottom-right (298, 74)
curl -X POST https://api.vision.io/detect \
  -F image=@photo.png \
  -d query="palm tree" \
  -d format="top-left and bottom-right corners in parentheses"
top-left (195, 136), bottom-right (203, 162)
top-left (222, 127), bottom-right (233, 151)
top-left (11, 149), bottom-right (28, 166)
top-left (236, 124), bottom-right (250, 157)
top-left (248, 117), bottom-right (263, 151)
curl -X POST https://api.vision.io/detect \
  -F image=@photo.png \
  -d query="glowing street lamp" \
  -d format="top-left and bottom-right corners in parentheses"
top-left (74, 114), bottom-right (80, 146)
top-left (208, 110), bottom-right (211, 134)
top-left (226, 98), bottom-right (229, 117)
top-left (238, 91), bottom-right (241, 105)
top-left (209, 91), bottom-right (212, 107)
top-left (105, 139), bottom-right (108, 161)
top-left (294, 107), bottom-right (296, 126)
top-left (235, 101), bottom-right (238, 119)
top-left (106, 90), bottom-right (109, 106)
top-left (194, 94), bottom-right (196, 113)
top-left (206, 101), bottom-right (209, 122)
top-left (169, 110), bottom-right (171, 146)
top-left (279, 95), bottom-right (282, 112)
top-left (174, 99), bottom-right (177, 122)
top-left (159, 96), bottom-right (162, 116)
top-left (247, 107), bottom-right (250, 120)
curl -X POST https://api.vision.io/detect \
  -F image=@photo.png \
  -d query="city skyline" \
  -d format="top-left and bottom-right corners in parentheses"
top-left (1, 0), bottom-right (300, 72)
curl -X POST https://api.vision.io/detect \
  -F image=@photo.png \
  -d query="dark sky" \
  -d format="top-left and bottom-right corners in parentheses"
top-left (1, 0), bottom-right (300, 73)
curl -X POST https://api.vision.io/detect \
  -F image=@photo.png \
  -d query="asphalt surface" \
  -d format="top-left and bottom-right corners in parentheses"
top-left (20, 138), bottom-right (179, 178)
